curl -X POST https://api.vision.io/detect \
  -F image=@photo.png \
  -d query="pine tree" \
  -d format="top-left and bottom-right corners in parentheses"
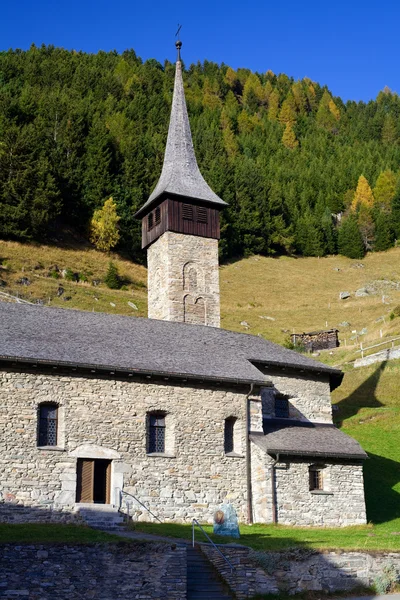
top-left (373, 169), bottom-right (397, 212)
top-left (321, 207), bottom-right (337, 254)
top-left (268, 89), bottom-right (280, 121)
top-left (316, 91), bottom-right (340, 131)
top-left (351, 175), bottom-right (374, 211)
top-left (90, 197), bottom-right (120, 252)
top-left (104, 261), bottom-right (121, 289)
top-left (374, 212), bottom-right (394, 251)
top-left (338, 216), bottom-right (365, 258)
top-left (282, 124), bottom-right (298, 149)
top-left (279, 93), bottom-right (297, 126)
top-left (382, 114), bottom-right (397, 144)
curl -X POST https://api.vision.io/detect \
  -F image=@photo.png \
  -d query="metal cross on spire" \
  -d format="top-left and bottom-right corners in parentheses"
top-left (175, 24), bottom-right (182, 61)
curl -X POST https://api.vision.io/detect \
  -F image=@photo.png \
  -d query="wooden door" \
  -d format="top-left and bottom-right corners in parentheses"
top-left (76, 458), bottom-right (94, 503)
top-left (105, 461), bottom-right (111, 505)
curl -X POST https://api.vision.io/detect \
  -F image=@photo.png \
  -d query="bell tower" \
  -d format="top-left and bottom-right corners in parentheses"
top-left (135, 40), bottom-right (227, 327)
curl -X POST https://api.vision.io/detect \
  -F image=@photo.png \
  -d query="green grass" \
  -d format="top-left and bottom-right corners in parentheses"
top-left (0, 523), bottom-right (126, 544)
top-left (129, 520), bottom-right (400, 552)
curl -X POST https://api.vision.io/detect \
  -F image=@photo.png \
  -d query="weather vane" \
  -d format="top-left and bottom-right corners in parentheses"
top-left (175, 24), bottom-right (182, 61)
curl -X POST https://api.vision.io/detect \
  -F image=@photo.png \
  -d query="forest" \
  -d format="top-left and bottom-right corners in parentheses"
top-left (1, 44), bottom-right (400, 261)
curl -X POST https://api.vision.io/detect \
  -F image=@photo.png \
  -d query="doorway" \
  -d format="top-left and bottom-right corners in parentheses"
top-left (76, 458), bottom-right (111, 504)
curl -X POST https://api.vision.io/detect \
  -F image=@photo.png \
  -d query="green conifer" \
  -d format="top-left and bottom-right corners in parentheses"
top-left (338, 216), bottom-right (365, 259)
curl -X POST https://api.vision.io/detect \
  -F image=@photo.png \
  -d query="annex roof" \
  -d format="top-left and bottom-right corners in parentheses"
top-left (251, 419), bottom-right (367, 460)
top-left (0, 303), bottom-right (342, 388)
top-left (135, 54), bottom-right (227, 218)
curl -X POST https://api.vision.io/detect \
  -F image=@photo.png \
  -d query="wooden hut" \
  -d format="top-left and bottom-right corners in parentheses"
top-left (291, 329), bottom-right (339, 352)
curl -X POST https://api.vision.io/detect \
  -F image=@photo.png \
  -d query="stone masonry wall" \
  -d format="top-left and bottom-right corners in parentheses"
top-left (251, 450), bottom-right (366, 526)
top-left (147, 231), bottom-right (220, 327)
top-left (203, 546), bottom-right (400, 598)
top-left (261, 370), bottom-right (333, 423)
top-left (0, 368), bottom-right (248, 523)
top-left (0, 542), bottom-right (186, 599)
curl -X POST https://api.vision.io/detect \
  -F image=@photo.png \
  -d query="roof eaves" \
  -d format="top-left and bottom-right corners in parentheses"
top-left (0, 354), bottom-right (270, 388)
top-left (266, 448), bottom-right (368, 460)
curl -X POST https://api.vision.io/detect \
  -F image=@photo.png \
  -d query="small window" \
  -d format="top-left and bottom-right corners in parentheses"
top-left (38, 403), bottom-right (58, 446)
top-left (148, 413), bottom-right (166, 453)
top-left (148, 212), bottom-right (154, 230)
top-left (224, 417), bottom-right (236, 454)
top-left (155, 206), bottom-right (161, 225)
top-left (309, 466), bottom-right (324, 491)
top-left (275, 394), bottom-right (289, 418)
top-left (197, 207), bottom-right (208, 224)
top-left (182, 204), bottom-right (193, 221)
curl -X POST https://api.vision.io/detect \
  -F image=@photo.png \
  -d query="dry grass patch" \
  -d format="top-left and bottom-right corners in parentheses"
top-left (0, 240), bottom-right (148, 317)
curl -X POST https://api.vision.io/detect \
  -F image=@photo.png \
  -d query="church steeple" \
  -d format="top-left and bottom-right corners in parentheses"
top-left (137, 41), bottom-right (225, 328)
top-left (135, 42), bottom-right (227, 220)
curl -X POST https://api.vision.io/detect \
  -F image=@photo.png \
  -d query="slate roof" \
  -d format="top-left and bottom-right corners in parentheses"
top-left (135, 58), bottom-right (227, 218)
top-left (250, 419), bottom-right (367, 460)
top-left (0, 303), bottom-right (342, 388)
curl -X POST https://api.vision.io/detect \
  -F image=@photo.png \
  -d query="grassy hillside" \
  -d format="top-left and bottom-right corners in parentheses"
top-left (0, 239), bottom-right (148, 317)
top-left (1, 239), bottom-right (400, 532)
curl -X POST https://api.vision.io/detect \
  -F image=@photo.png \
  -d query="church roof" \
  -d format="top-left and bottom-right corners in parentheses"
top-left (135, 52), bottom-right (227, 218)
top-left (251, 419), bottom-right (367, 460)
top-left (0, 303), bottom-right (342, 388)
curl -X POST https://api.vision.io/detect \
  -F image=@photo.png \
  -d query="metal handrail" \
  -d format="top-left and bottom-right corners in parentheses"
top-left (356, 336), bottom-right (400, 358)
top-left (192, 518), bottom-right (234, 573)
top-left (0, 291), bottom-right (35, 305)
top-left (119, 489), bottom-right (162, 523)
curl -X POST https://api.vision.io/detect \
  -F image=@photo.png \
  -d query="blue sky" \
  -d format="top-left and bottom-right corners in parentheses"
top-left (2, 0), bottom-right (398, 102)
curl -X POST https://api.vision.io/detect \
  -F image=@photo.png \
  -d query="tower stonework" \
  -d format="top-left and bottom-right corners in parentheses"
top-left (135, 42), bottom-right (227, 327)
top-left (147, 232), bottom-right (220, 326)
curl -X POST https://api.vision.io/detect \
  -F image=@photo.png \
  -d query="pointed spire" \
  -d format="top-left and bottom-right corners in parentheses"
top-left (135, 42), bottom-right (227, 217)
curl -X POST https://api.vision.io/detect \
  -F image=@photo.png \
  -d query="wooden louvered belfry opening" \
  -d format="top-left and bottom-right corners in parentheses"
top-left (76, 458), bottom-right (111, 504)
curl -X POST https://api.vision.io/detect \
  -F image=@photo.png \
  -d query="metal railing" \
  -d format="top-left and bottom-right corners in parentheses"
top-left (356, 336), bottom-right (400, 359)
top-left (192, 518), bottom-right (234, 573)
top-left (0, 291), bottom-right (35, 305)
top-left (118, 489), bottom-right (162, 523)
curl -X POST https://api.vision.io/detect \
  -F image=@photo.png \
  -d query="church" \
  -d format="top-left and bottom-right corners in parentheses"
top-left (0, 42), bottom-right (367, 528)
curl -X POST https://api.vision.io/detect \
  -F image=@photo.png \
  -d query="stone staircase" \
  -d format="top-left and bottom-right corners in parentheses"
top-left (187, 545), bottom-right (234, 600)
top-left (75, 504), bottom-right (125, 531)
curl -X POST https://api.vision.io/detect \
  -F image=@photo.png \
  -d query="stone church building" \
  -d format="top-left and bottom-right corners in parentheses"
top-left (0, 43), bottom-right (367, 527)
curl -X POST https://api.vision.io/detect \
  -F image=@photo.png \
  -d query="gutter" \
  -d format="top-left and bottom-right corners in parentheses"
top-left (270, 453), bottom-right (280, 524)
top-left (245, 383), bottom-right (254, 525)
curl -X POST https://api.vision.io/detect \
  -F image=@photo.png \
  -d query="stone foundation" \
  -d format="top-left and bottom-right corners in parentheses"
top-left (0, 542), bottom-right (186, 599)
top-left (203, 546), bottom-right (400, 598)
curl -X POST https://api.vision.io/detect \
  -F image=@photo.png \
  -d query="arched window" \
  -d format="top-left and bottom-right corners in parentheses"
top-left (38, 403), bottom-right (58, 446)
top-left (224, 417), bottom-right (237, 454)
top-left (148, 412), bottom-right (166, 454)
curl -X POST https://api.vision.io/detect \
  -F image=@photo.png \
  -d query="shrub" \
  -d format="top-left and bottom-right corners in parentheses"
top-left (64, 268), bottom-right (75, 281)
top-left (374, 563), bottom-right (398, 594)
top-left (104, 262), bottom-right (121, 289)
top-left (389, 306), bottom-right (400, 320)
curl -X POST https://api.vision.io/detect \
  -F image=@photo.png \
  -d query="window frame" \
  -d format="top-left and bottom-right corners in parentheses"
top-left (274, 394), bottom-right (289, 418)
top-left (309, 465), bottom-right (324, 491)
top-left (148, 212), bottom-right (154, 231)
top-left (148, 412), bottom-right (166, 454)
top-left (38, 403), bottom-right (59, 447)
